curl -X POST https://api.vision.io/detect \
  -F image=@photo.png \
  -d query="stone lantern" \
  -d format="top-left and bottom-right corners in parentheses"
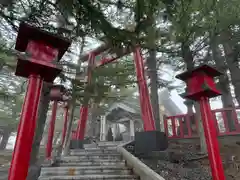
top-left (176, 64), bottom-right (225, 180)
top-left (8, 22), bottom-right (70, 180)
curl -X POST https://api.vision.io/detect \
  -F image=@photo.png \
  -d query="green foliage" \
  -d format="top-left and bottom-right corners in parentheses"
top-left (0, 0), bottom-right (238, 122)
top-left (0, 96), bottom-right (22, 130)
top-left (75, 56), bottom-right (136, 107)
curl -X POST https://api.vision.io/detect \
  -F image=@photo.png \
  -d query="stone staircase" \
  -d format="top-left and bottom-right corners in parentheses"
top-left (38, 142), bottom-right (139, 180)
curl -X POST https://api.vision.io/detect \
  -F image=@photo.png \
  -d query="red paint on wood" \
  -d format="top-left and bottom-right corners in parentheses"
top-left (133, 47), bottom-right (155, 131)
top-left (199, 97), bottom-right (225, 180)
top-left (8, 75), bottom-right (43, 180)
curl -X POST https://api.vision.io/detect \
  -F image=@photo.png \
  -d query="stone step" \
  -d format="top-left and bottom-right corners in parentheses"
top-left (65, 153), bottom-right (121, 159)
top-left (60, 158), bottom-right (125, 164)
top-left (39, 142), bottom-right (136, 180)
top-left (59, 159), bottom-right (126, 167)
top-left (40, 166), bottom-right (132, 176)
top-left (62, 154), bottom-right (122, 162)
top-left (38, 174), bottom-right (138, 180)
top-left (70, 149), bottom-right (118, 156)
top-left (82, 146), bottom-right (117, 151)
top-left (70, 148), bottom-right (117, 153)
top-left (84, 146), bottom-right (118, 150)
top-left (83, 142), bottom-right (124, 148)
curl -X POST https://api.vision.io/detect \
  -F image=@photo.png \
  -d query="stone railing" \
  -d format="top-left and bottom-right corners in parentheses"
top-left (117, 142), bottom-right (165, 180)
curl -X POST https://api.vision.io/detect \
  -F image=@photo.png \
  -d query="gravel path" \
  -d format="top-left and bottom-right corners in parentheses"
top-left (128, 141), bottom-right (240, 180)
top-left (140, 151), bottom-right (211, 180)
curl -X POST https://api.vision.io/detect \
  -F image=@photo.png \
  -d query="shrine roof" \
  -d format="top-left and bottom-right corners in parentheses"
top-left (106, 88), bottom-right (183, 122)
top-left (106, 108), bottom-right (140, 122)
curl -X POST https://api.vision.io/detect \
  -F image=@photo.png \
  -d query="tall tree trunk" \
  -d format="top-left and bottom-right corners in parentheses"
top-left (220, 30), bottom-right (240, 106)
top-left (87, 103), bottom-right (99, 138)
top-left (63, 37), bottom-right (85, 155)
top-left (145, 14), bottom-right (161, 131)
top-left (85, 107), bottom-right (93, 138)
top-left (211, 37), bottom-right (235, 131)
top-left (29, 82), bottom-right (51, 165)
top-left (27, 82), bottom-right (51, 180)
top-left (193, 102), bottom-right (207, 153)
top-left (0, 129), bottom-right (11, 150)
top-left (146, 49), bottom-right (161, 131)
top-left (63, 94), bottom-right (76, 155)
top-left (181, 43), bottom-right (207, 153)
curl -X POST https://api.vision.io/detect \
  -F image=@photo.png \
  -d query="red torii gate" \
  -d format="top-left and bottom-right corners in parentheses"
top-left (70, 44), bottom-right (167, 151)
top-left (8, 23), bottom-right (166, 180)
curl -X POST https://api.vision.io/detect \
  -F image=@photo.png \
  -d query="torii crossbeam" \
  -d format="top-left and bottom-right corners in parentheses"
top-left (71, 43), bottom-right (167, 151)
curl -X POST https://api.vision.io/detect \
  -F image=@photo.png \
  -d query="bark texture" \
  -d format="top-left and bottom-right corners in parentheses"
top-left (87, 103), bottom-right (100, 138)
top-left (211, 37), bottom-right (235, 131)
top-left (0, 129), bottom-right (11, 150)
top-left (27, 82), bottom-right (51, 180)
top-left (221, 30), bottom-right (240, 106)
top-left (29, 82), bottom-right (51, 165)
top-left (147, 49), bottom-right (161, 131)
top-left (63, 93), bottom-right (76, 156)
top-left (181, 42), bottom-right (207, 153)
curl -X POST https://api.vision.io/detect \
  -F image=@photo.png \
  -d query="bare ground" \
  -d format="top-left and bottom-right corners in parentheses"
top-left (138, 140), bottom-right (240, 180)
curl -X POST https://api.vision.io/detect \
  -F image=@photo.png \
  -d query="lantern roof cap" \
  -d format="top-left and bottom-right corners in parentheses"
top-left (176, 64), bottom-right (222, 81)
top-left (15, 22), bottom-right (71, 61)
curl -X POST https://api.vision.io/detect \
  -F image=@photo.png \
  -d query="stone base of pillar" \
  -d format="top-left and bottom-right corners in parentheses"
top-left (69, 139), bottom-right (84, 149)
top-left (134, 131), bottom-right (168, 156)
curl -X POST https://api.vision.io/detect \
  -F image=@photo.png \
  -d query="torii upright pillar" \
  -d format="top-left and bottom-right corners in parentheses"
top-left (133, 47), bottom-right (155, 131)
top-left (70, 53), bottom-right (95, 149)
top-left (133, 47), bottom-right (168, 156)
top-left (8, 23), bottom-right (70, 180)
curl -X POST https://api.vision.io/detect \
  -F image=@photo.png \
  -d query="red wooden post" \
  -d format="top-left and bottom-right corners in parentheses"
top-left (76, 107), bottom-right (89, 140)
top-left (46, 84), bottom-right (67, 157)
top-left (171, 117), bottom-right (177, 137)
top-left (232, 108), bottom-right (240, 131)
top-left (46, 101), bottom-right (58, 159)
top-left (133, 47), bottom-right (155, 131)
top-left (199, 97), bottom-right (225, 179)
top-left (72, 130), bottom-right (77, 139)
top-left (176, 64), bottom-right (225, 180)
top-left (75, 53), bottom-right (95, 141)
top-left (142, 82), bottom-right (156, 129)
top-left (8, 75), bottom-right (43, 180)
top-left (8, 23), bottom-right (70, 180)
top-left (75, 107), bottom-right (83, 139)
top-left (62, 105), bottom-right (69, 146)
top-left (138, 86), bottom-right (148, 128)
